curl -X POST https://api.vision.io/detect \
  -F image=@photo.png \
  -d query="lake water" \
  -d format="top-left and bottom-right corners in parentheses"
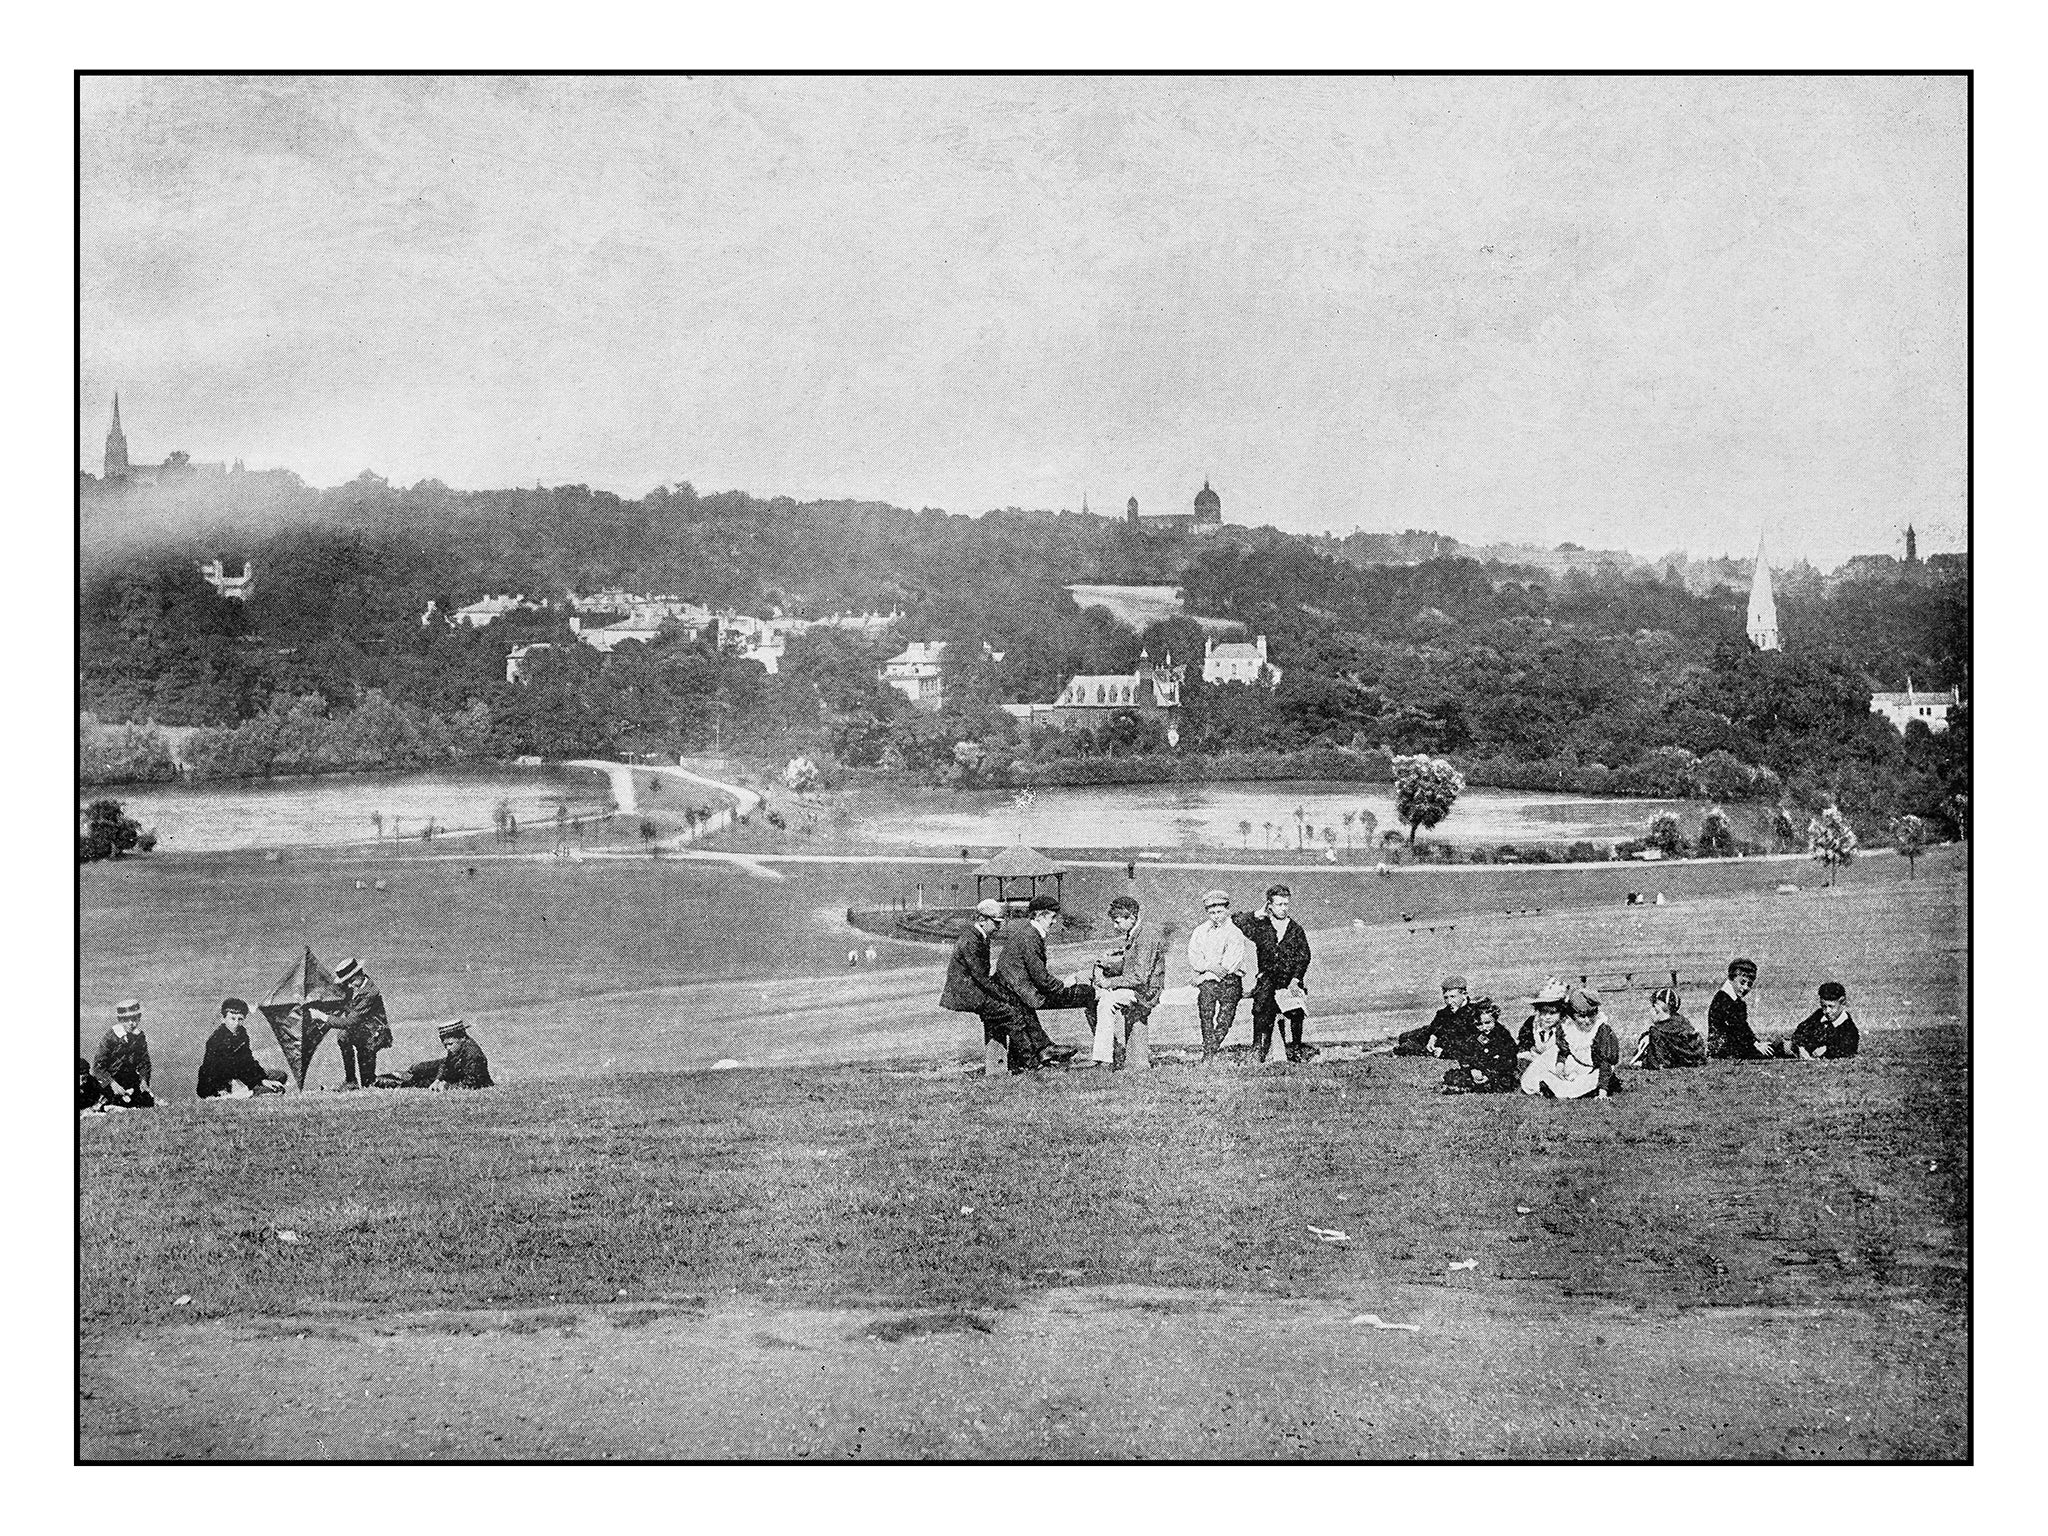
top-left (95, 767), bottom-right (613, 853)
top-left (845, 781), bottom-right (1685, 852)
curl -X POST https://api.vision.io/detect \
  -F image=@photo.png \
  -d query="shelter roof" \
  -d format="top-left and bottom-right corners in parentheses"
top-left (976, 843), bottom-right (1066, 877)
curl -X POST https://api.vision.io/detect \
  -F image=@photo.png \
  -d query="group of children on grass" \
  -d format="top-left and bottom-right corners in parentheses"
top-left (79, 958), bottom-right (493, 1112)
top-left (1395, 957), bottom-right (1862, 1099)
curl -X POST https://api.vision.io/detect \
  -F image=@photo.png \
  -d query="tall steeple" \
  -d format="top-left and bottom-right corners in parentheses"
top-left (103, 393), bottom-right (130, 480)
top-left (1746, 531), bottom-right (1780, 652)
top-left (1905, 523), bottom-right (1918, 564)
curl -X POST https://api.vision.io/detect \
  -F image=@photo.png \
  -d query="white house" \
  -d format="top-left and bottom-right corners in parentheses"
top-left (880, 640), bottom-right (948, 708)
top-left (1202, 634), bottom-right (1278, 686)
top-left (506, 642), bottom-right (554, 683)
top-left (1870, 681), bottom-right (1960, 734)
top-left (197, 558), bottom-right (254, 602)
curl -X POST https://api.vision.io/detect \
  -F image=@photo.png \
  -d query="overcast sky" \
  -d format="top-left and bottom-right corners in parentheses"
top-left (79, 75), bottom-right (1965, 565)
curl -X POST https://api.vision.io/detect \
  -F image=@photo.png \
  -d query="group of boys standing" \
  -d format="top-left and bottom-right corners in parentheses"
top-left (80, 956), bottom-right (493, 1111)
top-left (1391, 956), bottom-right (1864, 1099)
top-left (940, 884), bottom-right (1312, 1073)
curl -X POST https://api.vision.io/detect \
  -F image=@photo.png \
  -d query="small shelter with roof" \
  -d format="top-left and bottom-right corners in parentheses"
top-left (974, 843), bottom-right (1067, 910)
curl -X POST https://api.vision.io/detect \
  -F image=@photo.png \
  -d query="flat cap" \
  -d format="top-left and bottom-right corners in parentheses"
top-left (1200, 889), bottom-right (1232, 908)
top-left (974, 898), bottom-right (1004, 919)
top-left (1440, 974), bottom-right (1469, 992)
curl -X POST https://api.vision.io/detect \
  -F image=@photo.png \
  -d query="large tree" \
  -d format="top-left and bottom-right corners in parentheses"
top-left (1392, 754), bottom-right (1465, 845)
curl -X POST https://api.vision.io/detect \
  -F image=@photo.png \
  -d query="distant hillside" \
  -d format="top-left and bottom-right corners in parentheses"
top-left (1064, 585), bottom-right (1243, 635)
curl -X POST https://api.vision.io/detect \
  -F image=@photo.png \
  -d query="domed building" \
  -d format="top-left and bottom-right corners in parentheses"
top-left (1119, 482), bottom-right (1226, 536)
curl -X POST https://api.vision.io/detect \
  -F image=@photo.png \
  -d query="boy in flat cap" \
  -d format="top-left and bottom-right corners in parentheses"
top-left (1187, 890), bottom-right (1249, 1061)
top-left (995, 896), bottom-right (1087, 1064)
top-left (92, 999), bottom-right (156, 1107)
top-left (941, 899), bottom-right (1050, 1072)
top-left (197, 997), bottom-right (287, 1098)
top-left (1781, 982), bottom-right (1861, 1060)
top-left (1088, 895), bottom-right (1171, 1070)
top-left (331, 957), bottom-right (394, 1090)
top-left (1233, 884), bottom-right (1313, 1063)
top-left (1395, 975), bottom-right (1483, 1060)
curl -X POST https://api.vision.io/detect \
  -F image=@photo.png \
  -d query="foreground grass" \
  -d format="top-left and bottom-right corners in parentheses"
top-left (82, 1031), bottom-right (1967, 1335)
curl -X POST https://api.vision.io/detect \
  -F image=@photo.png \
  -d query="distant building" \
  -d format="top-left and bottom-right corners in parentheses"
top-left (1202, 634), bottom-right (1278, 686)
top-left (98, 395), bottom-right (226, 485)
top-left (880, 640), bottom-right (949, 709)
top-left (1870, 681), bottom-right (1959, 734)
top-left (506, 642), bottom-right (554, 683)
top-left (572, 617), bottom-right (665, 654)
top-left (1122, 481), bottom-right (1227, 537)
top-left (453, 594), bottom-right (536, 628)
top-left (1043, 651), bottom-right (1185, 733)
top-left (197, 558), bottom-right (254, 602)
top-left (1747, 534), bottom-right (1780, 651)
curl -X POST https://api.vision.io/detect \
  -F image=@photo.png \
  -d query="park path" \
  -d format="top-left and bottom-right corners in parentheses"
top-left (568, 759), bottom-right (763, 852)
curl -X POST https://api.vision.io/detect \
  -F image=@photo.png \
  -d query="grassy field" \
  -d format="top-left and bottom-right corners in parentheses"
top-left (79, 841), bottom-right (1965, 1090)
top-left (79, 1025), bottom-right (1967, 1458)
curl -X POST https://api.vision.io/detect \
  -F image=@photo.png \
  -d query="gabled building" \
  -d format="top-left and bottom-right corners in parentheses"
top-left (1870, 681), bottom-right (1960, 734)
top-left (880, 641), bottom-right (949, 708)
top-left (1043, 651), bottom-right (1185, 731)
top-left (454, 594), bottom-right (537, 628)
top-left (1202, 633), bottom-right (1277, 686)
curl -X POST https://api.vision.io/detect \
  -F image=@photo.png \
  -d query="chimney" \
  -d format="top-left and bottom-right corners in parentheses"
top-left (1256, 635), bottom-right (1268, 660)
top-left (1205, 637), bottom-right (1214, 657)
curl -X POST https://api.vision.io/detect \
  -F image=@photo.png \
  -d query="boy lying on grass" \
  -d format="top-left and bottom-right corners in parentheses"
top-left (377, 1019), bottom-right (494, 1090)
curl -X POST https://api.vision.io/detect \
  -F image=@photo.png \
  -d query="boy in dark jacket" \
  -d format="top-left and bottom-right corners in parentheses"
top-left (1233, 884), bottom-right (1313, 1062)
top-left (1707, 958), bottom-right (1774, 1059)
top-left (1782, 981), bottom-right (1861, 1059)
top-left (940, 900), bottom-right (1049, 1071)
top-left (197, 997), bottom-right (287, 1098)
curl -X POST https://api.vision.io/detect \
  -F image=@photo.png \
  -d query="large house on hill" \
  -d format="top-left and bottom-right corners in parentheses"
top-left (1001, 651), bottom-right (1185, 737)
top-left (1202, 634), bottom-right (1278, 686)
top-left (1870, 682), bottom-right (1960, 734)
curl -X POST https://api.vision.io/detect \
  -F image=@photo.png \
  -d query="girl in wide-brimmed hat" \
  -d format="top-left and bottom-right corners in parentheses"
top-left (1519, 984), bottom-right (1622, 1099)
top-left (1632, 985), bottom-right (1707, 1070)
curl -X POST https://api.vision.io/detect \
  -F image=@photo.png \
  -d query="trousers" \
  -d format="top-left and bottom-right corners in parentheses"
top-left (1196, 975), bottom-right (1243, 1056)
top-left (1091, 988), bottom-right (1151, 1069)
top-left (979, 996), bottom-right (1052, 1071)
top-left (339, 1037), bottom-right (379, 1087)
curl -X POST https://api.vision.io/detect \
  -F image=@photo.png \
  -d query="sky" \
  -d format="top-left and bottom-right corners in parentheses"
top-left (79, 75), bottom-right (1967, 566)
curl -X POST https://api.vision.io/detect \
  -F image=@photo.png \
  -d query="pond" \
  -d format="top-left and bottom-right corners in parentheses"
top-left (89, 766), bottom-right (614, 853)
top-left (840, 780), bottom-right (1687, 852)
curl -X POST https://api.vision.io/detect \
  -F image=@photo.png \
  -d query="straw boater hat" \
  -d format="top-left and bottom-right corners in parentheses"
top-left (115, 998), bottom-right (143, 1022)
top-left (336, 957), bottom-right (366, 985)
top-left (437, 1019), bottom-right (469, 1041)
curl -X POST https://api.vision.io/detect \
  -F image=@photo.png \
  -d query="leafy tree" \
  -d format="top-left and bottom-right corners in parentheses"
top-left (79, 799), bottom-right (143, 862)
top-left (1647, 812), bottom-right (1688, 858)
top-left (1392, 754), bottom-right (1465, 845)
top-left (1891, 813), bottom-right (1927, 878)
top-left (1807, 805), bottom-right (1859, 886)
top-left (1238, 819), bottom-right (1252, 849)
top-left (1696, 805), bottom-right (1736, 857)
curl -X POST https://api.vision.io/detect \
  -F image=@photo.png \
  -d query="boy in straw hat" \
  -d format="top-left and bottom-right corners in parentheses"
top-left (331, 957), bottom-right (393, 1090)
top-left (394, 1020), bottom-right (495, 1091)
top-left (92, 999), bottom-right (156, 1107)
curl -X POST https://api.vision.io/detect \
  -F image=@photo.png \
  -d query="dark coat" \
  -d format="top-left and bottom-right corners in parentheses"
top-left (1635, 1011), bottom-right (1708, 1070)
top-left (995, 918), bottom-right (1063, 1009)
top-left (338, 983), bottom-right (394, 1052)
top-left (196, 1023), bottom-right (282, 1098)
top-left (1788, 1007), bottom-right (1860, 1059)
top-left (436, 1038), bottom-right (493, 1089)
top-left (1232, 911), bottom-right (1312, 993)
top-left (93, 1027), bottom-right (152, 1091)
top-left (1708, 988), bottom-right (1767, 1059)
top-left (940, 925), bottom-right (1012, 1014)
top-left (1096, 920), bottom-right (1171, 1020)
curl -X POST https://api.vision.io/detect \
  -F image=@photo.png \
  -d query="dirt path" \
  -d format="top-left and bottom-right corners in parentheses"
top-left (81, 1284), bottom-right (1958, 1460)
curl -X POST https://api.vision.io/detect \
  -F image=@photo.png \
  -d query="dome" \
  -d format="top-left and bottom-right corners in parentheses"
top-left (1193, 480), bottom-right (1221, 515)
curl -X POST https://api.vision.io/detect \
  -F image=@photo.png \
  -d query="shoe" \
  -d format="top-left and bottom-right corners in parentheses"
top-left (1042, 1045), bottom-right (1077, 1063)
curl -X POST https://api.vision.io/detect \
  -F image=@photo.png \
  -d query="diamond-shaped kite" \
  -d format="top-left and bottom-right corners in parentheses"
top-left (260, 946), bottom-right (346, 1088)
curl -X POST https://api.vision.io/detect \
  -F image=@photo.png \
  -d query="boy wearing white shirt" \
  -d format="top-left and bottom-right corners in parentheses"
top-left (1187, 889), bottom-right (1249, 1062)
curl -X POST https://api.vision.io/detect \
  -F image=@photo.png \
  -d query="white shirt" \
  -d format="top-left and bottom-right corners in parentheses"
top-left (1187, 920), bottom-right (1247, 982)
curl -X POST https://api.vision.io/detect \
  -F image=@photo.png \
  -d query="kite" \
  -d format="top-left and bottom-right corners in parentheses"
top-left (260, 946), bottom-right (347, 1088)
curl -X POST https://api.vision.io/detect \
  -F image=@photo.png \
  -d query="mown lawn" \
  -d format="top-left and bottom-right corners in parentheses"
top-left (81, 1030), bottom-right (1967, 1341)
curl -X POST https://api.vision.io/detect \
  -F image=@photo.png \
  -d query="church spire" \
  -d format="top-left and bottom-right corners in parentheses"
top-left (1746, 531), bottom-right (1780, 652)
top-left (103, 393), bottom-right (130, 480)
